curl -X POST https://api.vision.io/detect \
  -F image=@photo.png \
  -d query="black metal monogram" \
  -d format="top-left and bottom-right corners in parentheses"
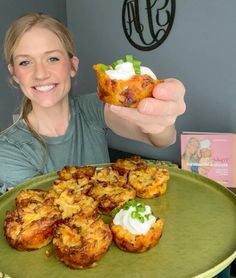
top-left (122, 0), bottom-right (175, 51)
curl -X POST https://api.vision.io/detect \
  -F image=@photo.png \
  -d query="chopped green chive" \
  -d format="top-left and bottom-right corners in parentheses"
top-left (123, 204), bottom-right (130, 210)
top-left (111, 59), bottom-right (124, 69)
top-left (111, 207), bottom-right (120, 217)
top-left (100, 64), bottom-right (108, 72)
top-left (118, 200), bottom-right (154, 224)
top-left (125, 54), bottom-right (133, 62)
top-left (138, 215), bottom-right (145, 223)
top-left (131, 211), bottom-right (138, 218)
top-left (136, 203), bottom-right (145, 212)
top-left (133, 59), bottom-right (141, 74)
top-left (107, 54), bottom-right (142, 75)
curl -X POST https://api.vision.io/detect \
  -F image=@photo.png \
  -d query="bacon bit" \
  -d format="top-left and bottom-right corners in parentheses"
top-left (105, 80), bottom-right (109, 87)
top-left (121, 88), bottom-right (136, 107)
top-left (142, 76), bottom-right (153, 88)
top-left (111, 80), bottom-right (117, 89)
top-left (99, 86), bottom-right (109, 97)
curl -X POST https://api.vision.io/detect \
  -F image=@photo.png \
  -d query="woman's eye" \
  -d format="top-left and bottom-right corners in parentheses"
top-left (19, 61), bottom-right (30, 66)
top-left (49, 57), bottom-right (59, 62)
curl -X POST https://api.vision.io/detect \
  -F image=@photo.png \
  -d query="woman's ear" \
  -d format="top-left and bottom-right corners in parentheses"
top-left (70, 56), bottom-right (79, 78)
top-left (8, 64), bottom-right (19, 84)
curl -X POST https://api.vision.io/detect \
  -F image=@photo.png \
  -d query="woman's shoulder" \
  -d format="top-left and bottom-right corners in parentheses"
top-left (0, 120), bottom-right (32, 147)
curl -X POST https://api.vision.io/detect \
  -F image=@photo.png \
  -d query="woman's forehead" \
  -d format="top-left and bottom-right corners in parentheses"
top-left (13, 26), bottom-right (66, 57)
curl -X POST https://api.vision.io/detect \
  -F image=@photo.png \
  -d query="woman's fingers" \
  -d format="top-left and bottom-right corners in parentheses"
top-left (138, 78), bottom-right (186, 116)
top-left (152, 78), bottom-right (186, 101)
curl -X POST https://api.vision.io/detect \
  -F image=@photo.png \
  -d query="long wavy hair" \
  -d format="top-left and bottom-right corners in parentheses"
top-left (4, 12), bottom-right (76, 169)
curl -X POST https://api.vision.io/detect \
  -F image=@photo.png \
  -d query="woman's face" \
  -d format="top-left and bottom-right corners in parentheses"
top-left (8, 26), bottom-right (78, 109)
top-left (200, 148), bottom-right (211, 158)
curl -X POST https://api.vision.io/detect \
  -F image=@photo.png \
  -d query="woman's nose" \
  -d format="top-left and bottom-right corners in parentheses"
top-left (34, 62), bottom-right (50, 80)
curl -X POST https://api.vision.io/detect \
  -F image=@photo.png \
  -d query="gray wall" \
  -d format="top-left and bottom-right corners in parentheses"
top-left (0, 0), bottom-right (67, 130)
top-left (66, 0), bottom-right (236, 164)
top-left (0, 1), bottom-right (235, 165)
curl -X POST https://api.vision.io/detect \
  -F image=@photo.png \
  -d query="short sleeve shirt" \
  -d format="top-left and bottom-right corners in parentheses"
top-left (0, 93), bottom-right (110, 193)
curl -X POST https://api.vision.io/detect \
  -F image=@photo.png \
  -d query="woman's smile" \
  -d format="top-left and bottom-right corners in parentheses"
top-left (33, 83), bottom-right (58, 93)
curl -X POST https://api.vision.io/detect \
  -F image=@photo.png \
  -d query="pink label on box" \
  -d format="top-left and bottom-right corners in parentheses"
top-left (181, 134), bottom-right (235, 187)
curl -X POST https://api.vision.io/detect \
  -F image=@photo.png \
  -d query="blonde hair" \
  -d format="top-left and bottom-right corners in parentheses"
top-left (182, 137), bottom-right (200, 162)
top-left (4, 12), bottom-right (76, 170)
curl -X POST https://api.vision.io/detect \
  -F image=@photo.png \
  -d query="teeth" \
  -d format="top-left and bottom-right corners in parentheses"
top-left (35, 85), bottom-right (55, 92)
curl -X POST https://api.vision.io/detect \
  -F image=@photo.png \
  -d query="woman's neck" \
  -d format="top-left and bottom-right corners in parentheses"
top-left (28, 97), bottom-right (71, 137)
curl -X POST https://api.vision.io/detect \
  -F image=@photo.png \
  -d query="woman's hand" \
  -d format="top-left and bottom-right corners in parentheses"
top-left (105, 78), bottom-right (186, 148)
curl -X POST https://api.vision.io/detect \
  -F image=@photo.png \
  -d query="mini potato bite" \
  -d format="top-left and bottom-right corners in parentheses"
top-left (4, 203), bottom-right (61, 251)
top-left (15, 188), bottom-right (49, 207)
top-left (128, 165), bottom-right (170, 198)
top-left (93, 55), bottom-right (162, 108)
top-left (57, 165), bottom-right (96, 180)
top-left (111, 218), bottom-right (164, 253)
top-left (111, 155), bottom-right (147, 175)
top-left (92, 166), bottom-right (127, 186)
top-left (54, 189), bottom-right (98, 219)
top-left (53, 215), bottom-right (112, 269)
top-left (111, 200), bottom-right (164, 253)
top-left (47, 176), bottom-right (93, 201)
top-left (88, 182), bottom-right (136, 215)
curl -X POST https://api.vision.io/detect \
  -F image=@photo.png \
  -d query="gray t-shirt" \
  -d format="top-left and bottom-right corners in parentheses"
top-left (0, 93), bottom-right (110, 193)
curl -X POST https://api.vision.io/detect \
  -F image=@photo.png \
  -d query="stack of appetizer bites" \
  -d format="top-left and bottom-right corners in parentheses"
top-left (4, 156), bottom-right (169, 269)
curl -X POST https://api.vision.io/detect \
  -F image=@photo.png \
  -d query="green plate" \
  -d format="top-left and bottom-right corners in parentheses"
top-left (0, 166), bottom-right (235, 278)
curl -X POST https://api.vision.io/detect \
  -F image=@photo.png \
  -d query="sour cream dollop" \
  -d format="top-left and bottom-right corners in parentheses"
top-left (105, 62), bottom-right (157, 81)
top-left (113, 204), bottom-right (156, 235)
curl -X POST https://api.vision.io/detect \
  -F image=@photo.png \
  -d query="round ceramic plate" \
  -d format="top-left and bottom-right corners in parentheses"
top-left (0, 165), bottom-right (235, 278)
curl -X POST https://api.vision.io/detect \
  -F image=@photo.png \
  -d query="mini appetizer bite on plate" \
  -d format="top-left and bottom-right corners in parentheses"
top-left (128, 165), bottom-right (170, 198)
top-left (111, 155), bottom-right (147, 175)
top-left (4, 201), bottom-right (61, 251)
top-left (53, 215), bottom-right (112, 269)
top-left (110, 200), bottom-right (164, 253)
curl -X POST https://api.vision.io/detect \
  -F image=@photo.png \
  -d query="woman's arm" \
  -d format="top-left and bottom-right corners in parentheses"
top-left (104, 78), bottom-right (186, 148)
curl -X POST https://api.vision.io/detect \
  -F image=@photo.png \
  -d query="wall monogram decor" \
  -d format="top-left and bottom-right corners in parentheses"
top-left (122, 0), bottom-right (175, 51)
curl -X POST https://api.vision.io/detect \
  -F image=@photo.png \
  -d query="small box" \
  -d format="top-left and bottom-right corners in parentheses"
top-left (181, 132), bottom-right (236, 188)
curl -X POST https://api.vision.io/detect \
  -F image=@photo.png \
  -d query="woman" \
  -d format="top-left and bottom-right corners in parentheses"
top-left (0, 12), bottom-right (186, 193)
top-left (181, 137), bottom-right (200, 173)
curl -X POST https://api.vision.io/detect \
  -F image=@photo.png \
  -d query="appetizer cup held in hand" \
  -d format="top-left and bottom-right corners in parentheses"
top-left (93, 55), bottom-right (162, 108)
top-left (110, 200), bottom-right (164, 253)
